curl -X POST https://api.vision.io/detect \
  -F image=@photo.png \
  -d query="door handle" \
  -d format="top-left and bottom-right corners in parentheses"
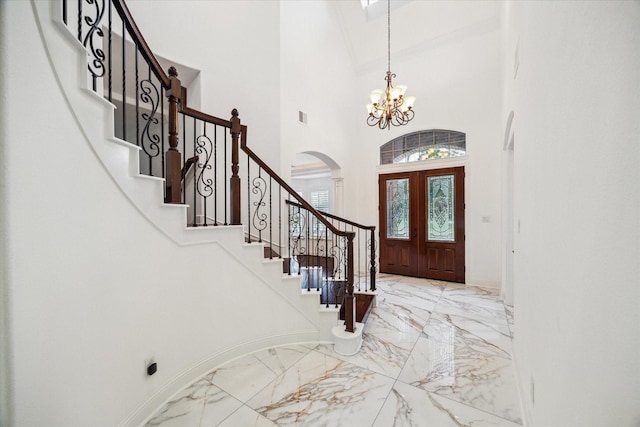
top-left (412, 228), bottom-right (418, 239)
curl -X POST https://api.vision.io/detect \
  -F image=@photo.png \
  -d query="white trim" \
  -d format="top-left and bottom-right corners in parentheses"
top-left (125, 334), bottom-right (326, 427)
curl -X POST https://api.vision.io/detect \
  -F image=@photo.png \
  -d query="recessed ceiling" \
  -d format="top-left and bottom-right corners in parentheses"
top-left (291, 153), bottom-right (331, 179)
top-left (330, 0), bottom-right (501, 74)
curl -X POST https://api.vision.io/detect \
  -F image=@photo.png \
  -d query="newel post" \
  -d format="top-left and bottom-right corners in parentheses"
top-left (165, 66), bottom-right (182, 204)
top-left (230, 109), bottom-right (242, 225)
top-left (345, 232), bottom-right (356, 333)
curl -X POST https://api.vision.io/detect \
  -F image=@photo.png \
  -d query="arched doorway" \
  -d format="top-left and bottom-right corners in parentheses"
top-left (291, 151), bottom-right (343, 217)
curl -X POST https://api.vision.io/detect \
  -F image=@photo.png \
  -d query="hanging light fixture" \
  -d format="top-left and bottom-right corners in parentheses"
top-left (366, 0), bottom-right (415, 130)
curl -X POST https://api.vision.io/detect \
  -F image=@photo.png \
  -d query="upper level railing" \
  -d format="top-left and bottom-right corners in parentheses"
top-left (286, 201), bottom-right (377, 293)
top-left (62, 0), bottom-right (377, 333)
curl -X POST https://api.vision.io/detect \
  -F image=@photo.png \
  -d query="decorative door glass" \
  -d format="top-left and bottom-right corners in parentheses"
top-left (386, 178), bottom-right (410, 239)
top-left (427, 175), bottom-right (455, 241)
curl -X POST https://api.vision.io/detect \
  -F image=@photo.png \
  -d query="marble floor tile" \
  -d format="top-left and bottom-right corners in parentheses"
top-left (425, 312), bottom-right (512, 359)
top-left (218, 405), bottom-right (278, 427)
top-left (504, 304), bottom-right (514, 339)
top-left (435, 291), bottom-right (508, 324)
top-left (314, 299), bottom-right (429, 378)
top-left (376, 280), bottom-right (443, 313)
top-left (313, 331), bottom-right (411, 379)
top-left (145, 275), bottom-right (521, 426)
top-left (247, 350), bottom-right (395, 426)
top-left (373, 381), bottom-right (522, 427)
top-left (144, 376), bottom-right (243, 427)
top-left (398, 336), bottom-right (522, 424)
top-left (205, 352), bottom-right (280, 403)
top-left (254, 345), bottom-right (312, 376)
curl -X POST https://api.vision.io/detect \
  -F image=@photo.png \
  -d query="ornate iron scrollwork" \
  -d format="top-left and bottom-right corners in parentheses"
top-left (289, 206), bottom-right (307, 258)
top-left (196, 135), bottom-right (213, 198)
top-left (367, 236), bottom-right (378, 273)
top-left (139, 79), bottom-right (161, 158)
top-left (328, 237), bottom-right (346, 280)
top-left (251, 175), bottom-right (268, 237)
top-left (82, 0), bottom-right (105, 84)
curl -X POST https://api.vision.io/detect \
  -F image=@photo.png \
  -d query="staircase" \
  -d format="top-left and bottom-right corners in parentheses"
top-left (39, 0), bottom-right (377, 345)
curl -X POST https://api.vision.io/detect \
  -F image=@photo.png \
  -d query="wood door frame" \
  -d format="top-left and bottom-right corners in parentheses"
top-left (378, 171), bottom-right (420, 276)
top-left (377, 159), bottom-right (468, 283)
top-left (417, 167), bottom-right (465, 282)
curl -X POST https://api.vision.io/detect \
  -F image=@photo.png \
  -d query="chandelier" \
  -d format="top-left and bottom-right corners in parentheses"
top-left (366, 0), bottom-right (415, 130)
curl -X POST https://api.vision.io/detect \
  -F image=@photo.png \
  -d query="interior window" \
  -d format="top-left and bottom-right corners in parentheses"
top-left (310, 190), bottom-right (330, 236)
top-left (380, 130), bottom-right (466, 165)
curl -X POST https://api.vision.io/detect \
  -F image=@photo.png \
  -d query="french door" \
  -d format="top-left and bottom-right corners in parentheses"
top-left (379, 167), bottom-right (465, 283)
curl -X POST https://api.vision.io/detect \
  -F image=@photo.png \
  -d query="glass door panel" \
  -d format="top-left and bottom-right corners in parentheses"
top-left (386, 178), bottom-right (410, 239)
top-left (427, 175), bottom-right (455, 242)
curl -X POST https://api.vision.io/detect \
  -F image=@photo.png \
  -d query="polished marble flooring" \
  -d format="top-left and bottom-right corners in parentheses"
top-left (145, 274), bottom-right (521, 427)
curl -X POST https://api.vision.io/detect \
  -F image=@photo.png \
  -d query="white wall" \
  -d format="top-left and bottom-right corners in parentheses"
top-left (279, 1), bottom-right (360, 190)
top-left (0, 2), bottom-right (10, 424)
top-left (125, 0), bottom-right (282, 172)
top-left (279, 1), bottom-right (504, 288)
top-left (1, 2), bottom-right (316, 426)
top-left (352, 18), bottom-right (504, 288)
top-left (507, 1), bottom-right (640, 425)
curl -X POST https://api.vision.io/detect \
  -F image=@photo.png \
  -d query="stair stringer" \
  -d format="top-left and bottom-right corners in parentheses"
top-left (31, 2), bottom-right (341, 425)
top-left (33, 0), bottom-right (342, 332)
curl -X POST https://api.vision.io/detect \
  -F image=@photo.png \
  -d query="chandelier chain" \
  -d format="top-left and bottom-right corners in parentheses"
top-left (366, 0), bottom-right (416, 130)
top-left (387, 0), bottom-right (390, 73)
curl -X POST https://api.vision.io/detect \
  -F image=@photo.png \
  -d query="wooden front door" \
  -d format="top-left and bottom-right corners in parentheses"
top-left (379, 167), bottom-right (465, 283)
top-left (379, 172), bottom-right (419, 276)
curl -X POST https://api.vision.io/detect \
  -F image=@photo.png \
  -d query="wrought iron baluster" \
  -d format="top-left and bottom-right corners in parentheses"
top-left (135, 46), bottom-right (140, 149)
top-left (196, 122), bottom-right (213, 226)
top-left (306, 208), bottom-right (310, 280)
top-left (213, 124), bottom-right (218, 227)
top-left (161, 85), bottom-right (165, 180)
top-left (121, 21), bottom-right (126, 142)
top-left (82, 0), bottom-right (106, 92)
top-left (139, 67), bottom-right (161, 175)
top-left (356, 225), bottom-right (360, 291)
top-left (214, 125), bottom-right (218, 226)
top-left (246, 155), bottom-right (251, 242)
top-left (181, 111), bottom-right (185, 206)
top-left (269, 176), bottom-right (273, 259)
top-left (251, 167), bottom-right (267, 243)
top-left (192, 117), bottom-right (197, 225)
top-left (77, 0), bottom-right (82, 42)
top-left (306, 208), bottom-right (312, 292)
top-left (224, 130), bottom-right (228, 225)
top-left (107, 0), bottom-right (111, 101)
top-left (287, 196), bottom-right (291, 276)
top-left (325, 226), bottom-right (329, 307)
top-left (278, 186), bottom-right (282, 259)
top-left (297, 205), bottom-right (303, 276)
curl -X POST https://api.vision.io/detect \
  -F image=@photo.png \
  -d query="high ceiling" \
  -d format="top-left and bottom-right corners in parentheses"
top-left (329, 0), bottom-right (502, 74)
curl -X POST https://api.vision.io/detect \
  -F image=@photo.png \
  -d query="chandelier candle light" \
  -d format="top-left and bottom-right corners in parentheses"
top-left (366, 0), bottom-right (416, 130)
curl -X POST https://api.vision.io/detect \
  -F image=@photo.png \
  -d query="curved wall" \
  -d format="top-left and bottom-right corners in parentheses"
top-left (2, 2), bottom-right (321, 426)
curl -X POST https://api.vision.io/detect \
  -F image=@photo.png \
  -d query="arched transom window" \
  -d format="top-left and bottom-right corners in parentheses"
top-left (380, 130), bottom-right (466, 165)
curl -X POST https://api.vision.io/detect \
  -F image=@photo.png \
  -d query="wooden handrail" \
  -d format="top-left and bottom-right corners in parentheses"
top-left (102, 0), bottom-right (359, 332)
top-left (239, 125), bottom-right (355, 240)
top-left (285, 200), bottom-right (375, 231)
top-left (180, 87), bottom-right (232, 128)
top-left (111, 0), bottom-right (170, 88)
